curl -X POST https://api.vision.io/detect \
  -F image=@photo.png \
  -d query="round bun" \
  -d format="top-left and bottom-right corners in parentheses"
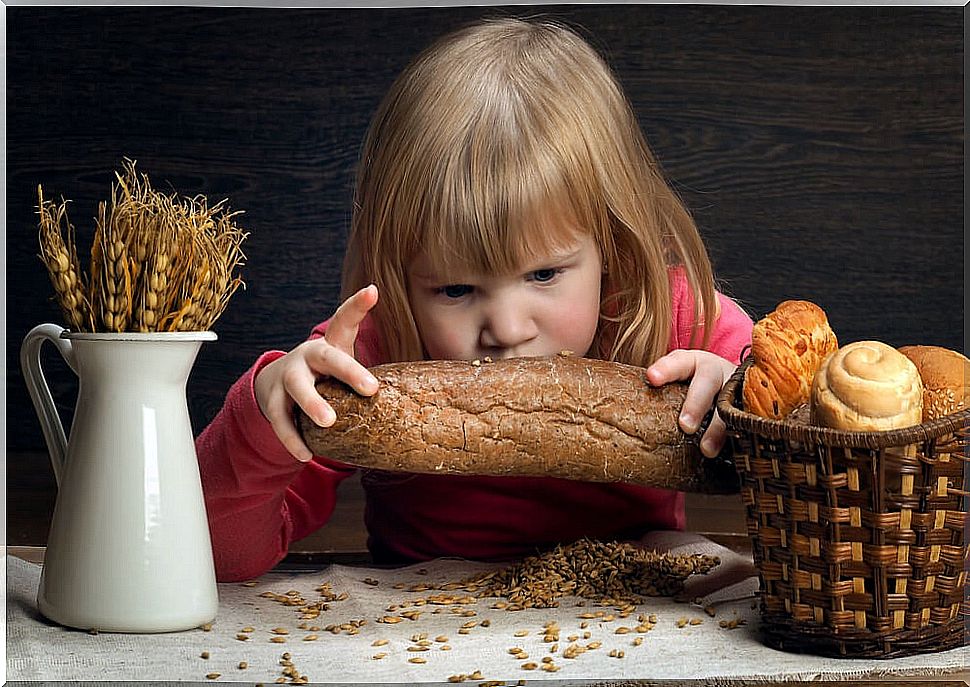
top-left (811, 340), bottom-right (923, 431)
top-left (898, 345), bottom-right (969, 420)
top-left (743, 300), bottom-right (839, 419)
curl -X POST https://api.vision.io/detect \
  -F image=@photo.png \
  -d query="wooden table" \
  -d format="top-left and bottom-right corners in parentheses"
top-left (7, 548), bottom-right (967, 685)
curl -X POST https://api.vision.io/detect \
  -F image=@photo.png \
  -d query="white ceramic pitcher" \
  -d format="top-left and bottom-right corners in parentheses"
top-left (20, 324), bottom-right (219, 632)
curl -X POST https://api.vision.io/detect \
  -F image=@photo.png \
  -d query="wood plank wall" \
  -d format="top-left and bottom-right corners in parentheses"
top-left (6, 5), bottom-right (963, 475)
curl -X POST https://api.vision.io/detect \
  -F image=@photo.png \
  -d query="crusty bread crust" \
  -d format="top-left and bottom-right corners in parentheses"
top-left (899, 345), bottom-right (970, 420)
top-left (742, 300), bottom-right (839, 419)
top-left (297, 355), bottom-right (739, 494)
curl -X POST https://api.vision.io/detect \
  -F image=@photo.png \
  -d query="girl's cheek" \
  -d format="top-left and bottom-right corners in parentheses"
top-left (553, 297), bottom-right (600, 352)
top-left (422, 314), bottom-right (473, 360)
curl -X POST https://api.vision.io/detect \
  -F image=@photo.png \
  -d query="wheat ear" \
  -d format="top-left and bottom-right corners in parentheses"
top-left (38, 159), bottom-right (248, 332)
top-left (36, 185), bottom-right (93, 331)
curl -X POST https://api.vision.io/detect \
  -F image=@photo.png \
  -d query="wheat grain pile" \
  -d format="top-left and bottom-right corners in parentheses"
top-left (448, 538), bottom-right (721, 609)
top-left (36, 159), bottom-right (248, 332)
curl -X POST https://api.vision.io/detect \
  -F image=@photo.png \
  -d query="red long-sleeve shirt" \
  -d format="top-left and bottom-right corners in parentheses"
top-left (196, 272), bottom-right (752, 581)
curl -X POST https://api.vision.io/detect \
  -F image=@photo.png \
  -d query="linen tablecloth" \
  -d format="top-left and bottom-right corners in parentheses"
top-left (7, 535), bottom-right (968, 685)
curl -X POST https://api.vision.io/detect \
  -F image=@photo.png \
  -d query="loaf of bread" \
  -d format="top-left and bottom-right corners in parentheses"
top-left (742, 300), bottom-right (839, 419)
top-left (898, 345), bottom-right (970, 420)
top-left (297, 355), bottom-right (739, 494)
top-left (811, 340), bottom-right (923, 431)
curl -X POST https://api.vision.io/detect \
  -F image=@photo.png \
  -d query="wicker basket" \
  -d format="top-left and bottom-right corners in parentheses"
top-left (717, 358), bottom-right (969, 658)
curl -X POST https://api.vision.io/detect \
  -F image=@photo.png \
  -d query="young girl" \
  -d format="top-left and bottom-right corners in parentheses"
top-left (197, 17), bottom-right (753, 582)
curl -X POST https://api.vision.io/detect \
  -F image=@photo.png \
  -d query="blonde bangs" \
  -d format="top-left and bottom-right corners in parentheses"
top-left (413, 133), bottom-right (604, 280)
top-left (392, 20), bottom-right (615, 279)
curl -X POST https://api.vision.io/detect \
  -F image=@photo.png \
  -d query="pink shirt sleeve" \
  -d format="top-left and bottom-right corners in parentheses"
top-left (196, 315), bottom-right (383, 581)
top-left (667, 269), bottom-right (753, 364)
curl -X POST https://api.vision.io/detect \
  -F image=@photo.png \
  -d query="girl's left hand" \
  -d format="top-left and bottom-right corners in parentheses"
top-left (645, 349), bottom-right (737, 458)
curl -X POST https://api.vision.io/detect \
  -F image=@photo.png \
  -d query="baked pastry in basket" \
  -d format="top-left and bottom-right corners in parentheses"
top-left (811, 340), bottom-right (923, 431)
top-left (742, 300), bottom-right (838, 419)
top-left (898, 344), bottom-right (970, 420)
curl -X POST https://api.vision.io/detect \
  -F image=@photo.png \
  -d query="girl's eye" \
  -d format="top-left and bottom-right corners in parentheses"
top-left (530, 268), bottom-right (559, 283)
top-left (438, 284), bottom-right (473, 299)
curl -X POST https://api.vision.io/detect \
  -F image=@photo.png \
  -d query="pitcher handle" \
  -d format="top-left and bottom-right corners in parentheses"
top-left (20, 324), bottom-right (77, 486)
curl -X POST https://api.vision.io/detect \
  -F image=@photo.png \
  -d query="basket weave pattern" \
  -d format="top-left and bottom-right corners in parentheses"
top-left (717, 359), bottom-right (969, 658)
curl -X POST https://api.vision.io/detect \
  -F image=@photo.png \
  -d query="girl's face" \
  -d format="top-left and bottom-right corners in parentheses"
top-left (406, 233), bottom-right (603, 361)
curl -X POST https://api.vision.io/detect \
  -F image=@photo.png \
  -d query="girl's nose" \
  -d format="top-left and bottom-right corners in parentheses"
top-left (479, 299), bottom-right (538, 353)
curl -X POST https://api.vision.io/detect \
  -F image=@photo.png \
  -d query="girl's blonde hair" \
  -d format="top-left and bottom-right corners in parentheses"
top-left (342, 17), bottom-right (716, 365)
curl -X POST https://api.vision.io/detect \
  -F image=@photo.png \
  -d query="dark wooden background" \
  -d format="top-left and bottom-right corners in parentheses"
top-left (6, 5), bottom-right (963, 542)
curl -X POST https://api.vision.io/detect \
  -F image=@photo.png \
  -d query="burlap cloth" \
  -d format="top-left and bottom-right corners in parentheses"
top-left (7, 533), bottom-right (968, 685)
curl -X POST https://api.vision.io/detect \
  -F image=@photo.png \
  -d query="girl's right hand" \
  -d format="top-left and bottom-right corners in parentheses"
top-left (254, 285), bottom-right (380, 462)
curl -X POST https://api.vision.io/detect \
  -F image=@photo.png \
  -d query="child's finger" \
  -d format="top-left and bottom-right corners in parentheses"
top-left (265, 391), bottom-right (316, 462)
top-left (325, 284), bottom-right (379, 354)
top-left (283, 365), bottom-right (341, 425)
top-left (305, 343), bottom-right (379, 397)
top-left (698, 413), bottom-right (727, 458)
top-left (679, 369), bottom-right (723, 434)
top-left (645, 349), bottom-right (696, 386)
top-left (277, 422), bottom-right (315, 463)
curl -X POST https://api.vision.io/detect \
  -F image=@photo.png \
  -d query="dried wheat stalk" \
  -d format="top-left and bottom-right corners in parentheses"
top-left (36, 159), bottom-right (248, 332)
top-left (36, 186), bottom-right (94, 331)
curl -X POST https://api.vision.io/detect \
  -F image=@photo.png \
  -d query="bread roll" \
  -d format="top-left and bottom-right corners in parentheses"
top-left (811, 340), bottom-right (923, 431)
top-left (898, 345), bottom-right (970, 420)
top-left (743, 300), bottom-right (839, 419)
top-left (297, 355), bottom-right (740, 494)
